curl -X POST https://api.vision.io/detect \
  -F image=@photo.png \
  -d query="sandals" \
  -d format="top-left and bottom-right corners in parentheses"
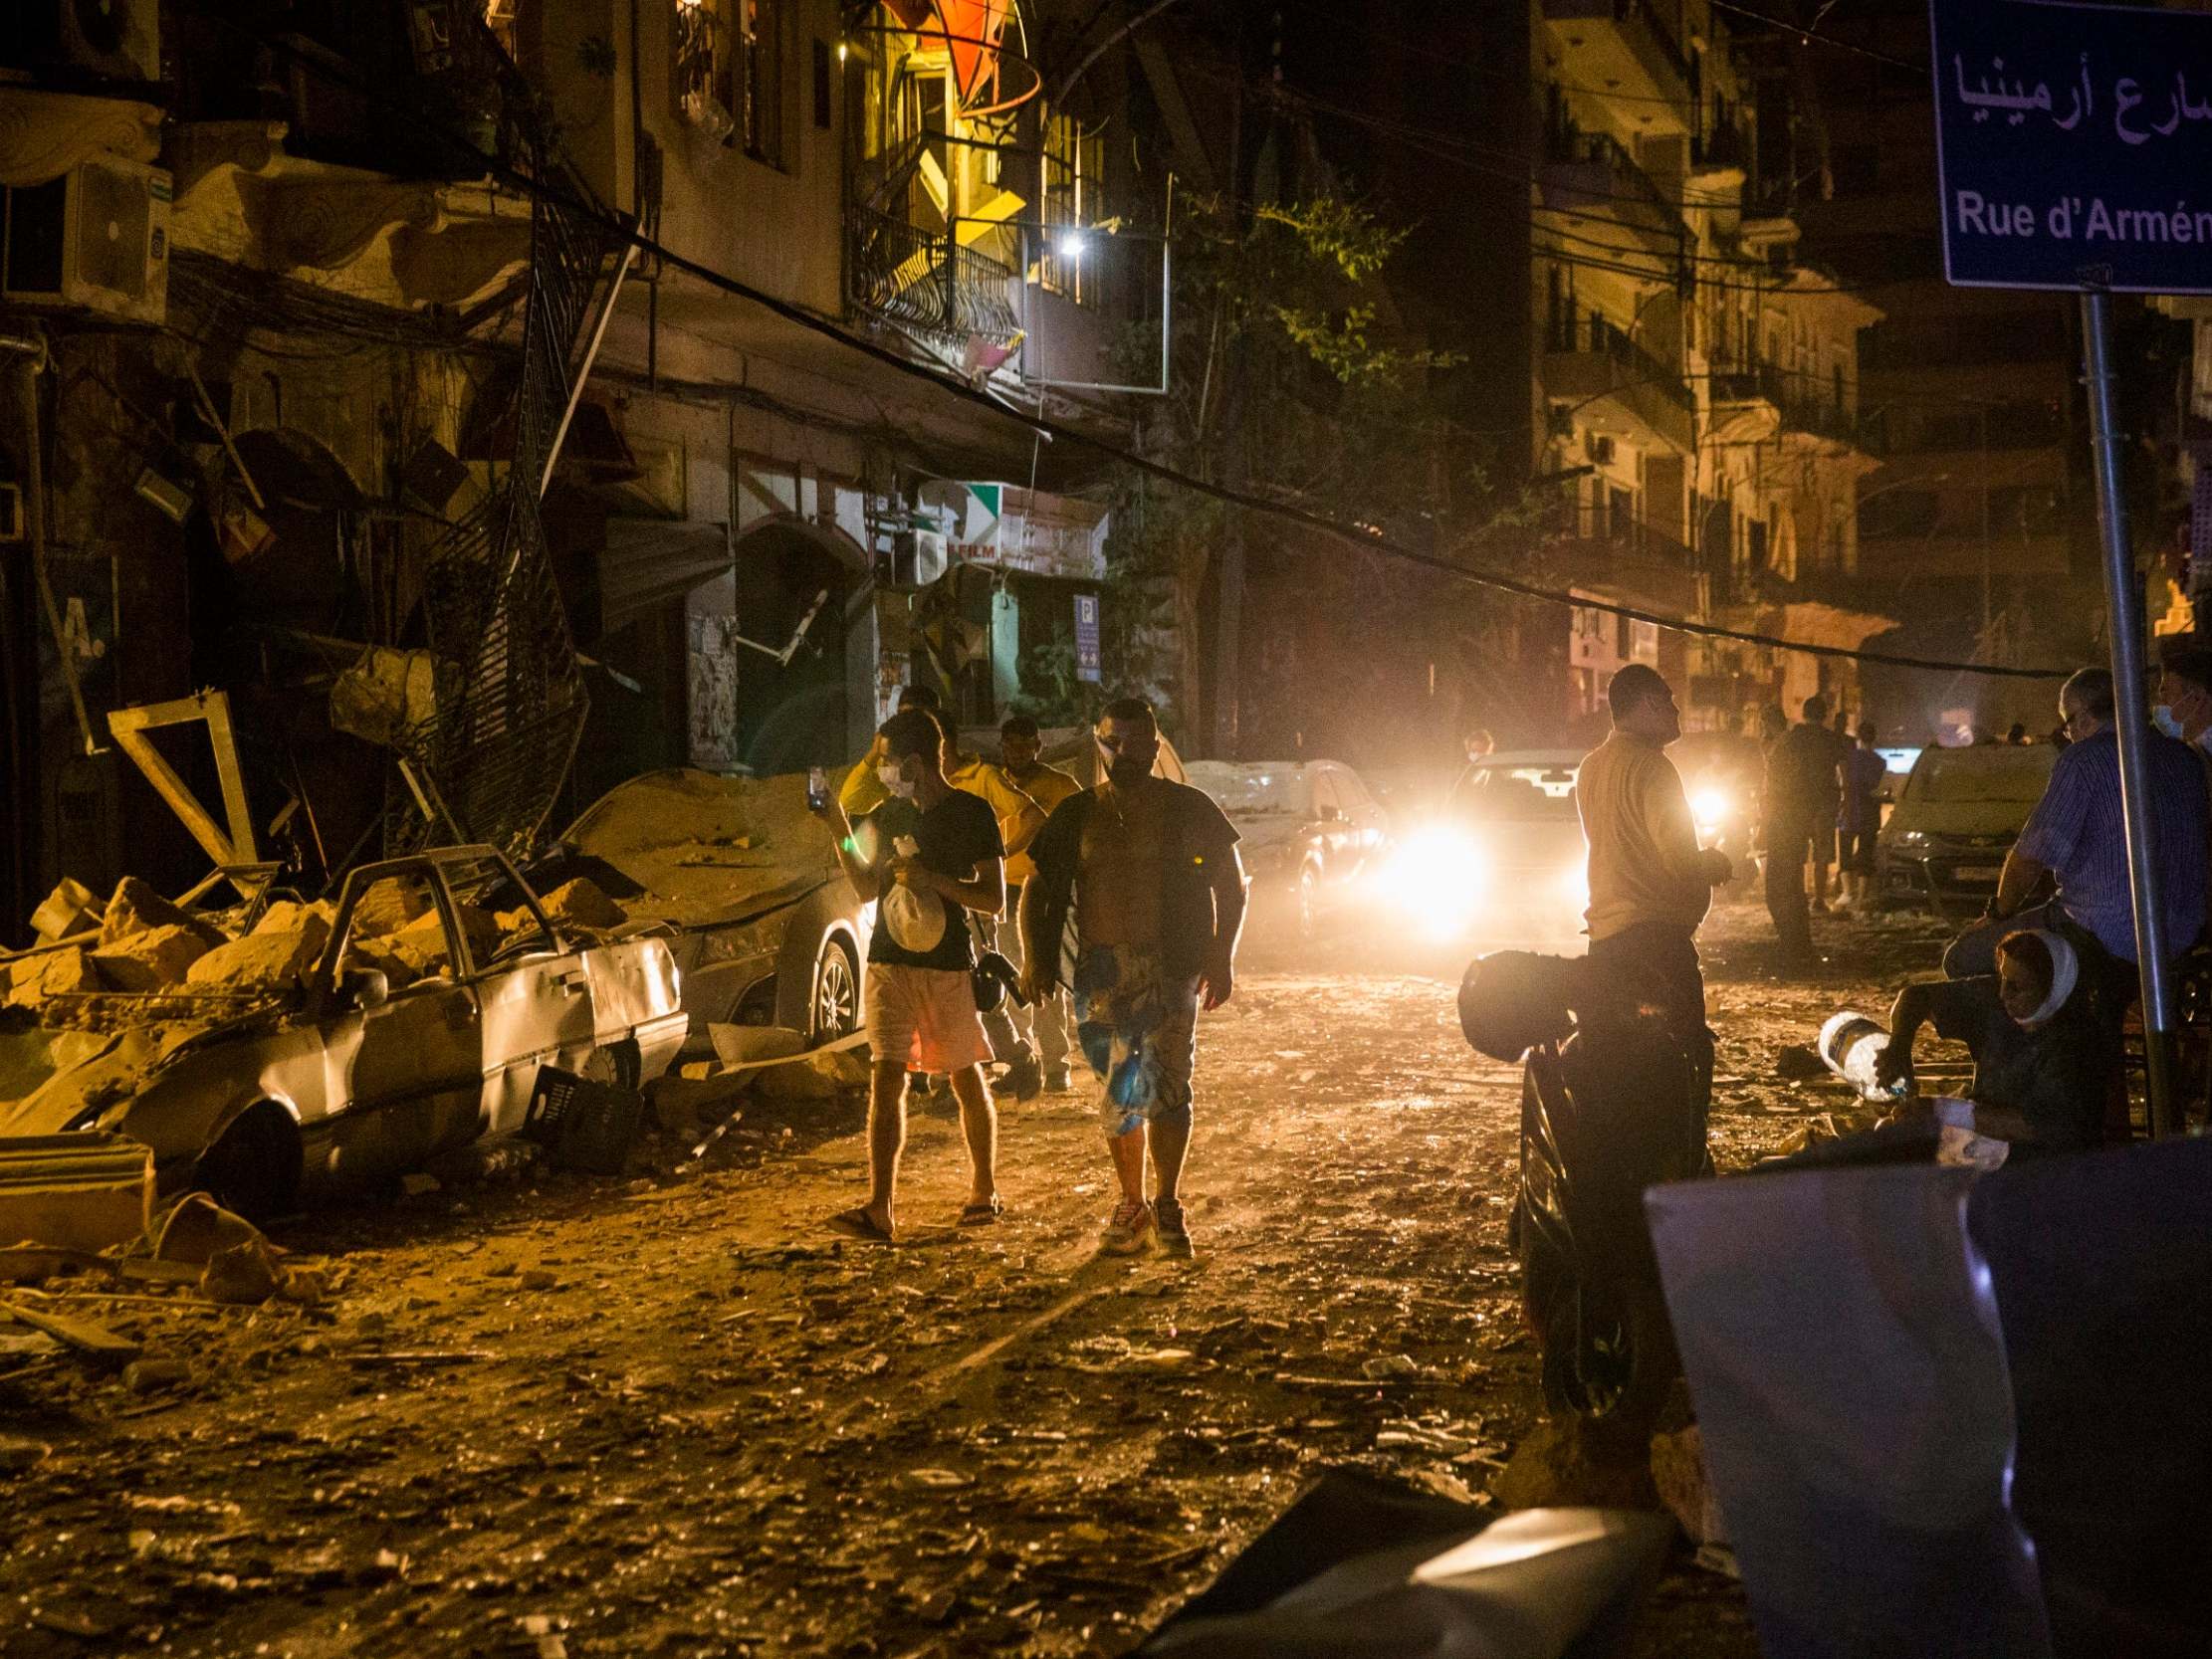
top-left (827, 1206), bottom-right (896, 1245)
top-left (959, 1195), bottom-right (1004, 1227)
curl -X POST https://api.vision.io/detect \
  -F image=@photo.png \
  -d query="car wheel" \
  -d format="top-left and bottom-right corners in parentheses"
top-left (810, 935), bottom-right (860, 1043)
top-left (191, 1102), bottom-right (303, 1224)
top-left (1295, 866), bottom-right (1321, 941)
top-left (581, 1039), bottom-right (641, 1092)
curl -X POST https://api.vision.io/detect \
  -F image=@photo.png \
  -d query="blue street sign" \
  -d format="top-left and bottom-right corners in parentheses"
top-left (1074, 593), bottom-right (1102, 684)
top-left (1932, 0), bottom-right (2212, 292)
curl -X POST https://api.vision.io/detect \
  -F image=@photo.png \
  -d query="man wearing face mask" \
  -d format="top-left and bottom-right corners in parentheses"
top-left (2156, 636), bottom-right (2212, 752)
top-left (1018, 698), bottom-right (1246, 1259)
top-left (810, 708), bottom-right (1007, 1242)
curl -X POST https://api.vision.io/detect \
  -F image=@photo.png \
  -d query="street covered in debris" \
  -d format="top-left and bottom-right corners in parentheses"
top-left (0, 909), bottom-right (1947, 1658)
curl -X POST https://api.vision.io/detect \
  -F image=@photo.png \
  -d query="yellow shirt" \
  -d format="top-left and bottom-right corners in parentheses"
top-left (1575, 730), bottom-right (1711, 941)
top-left (999, 762), bottom-right (1083, 885)
top-left (839, 751), bottom-right (1044, 866)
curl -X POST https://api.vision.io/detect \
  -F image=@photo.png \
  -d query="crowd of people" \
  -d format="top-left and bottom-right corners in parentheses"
top-left (807, 690), bottom-right (1246, 1255)
top-left (1576, 656), bottom-right (2212, 1164)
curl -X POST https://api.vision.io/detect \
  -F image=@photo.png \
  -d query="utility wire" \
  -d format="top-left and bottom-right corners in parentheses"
top-left (231, 20), bottom-right (2067, 681)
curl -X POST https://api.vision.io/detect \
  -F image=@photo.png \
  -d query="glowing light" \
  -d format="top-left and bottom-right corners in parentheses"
top-left (1056, 230), bottom-right (1088, 259)
top-left (1373, 826), bottom-right (1486, 937)
top-left (1690, 785), bottom-right (1729, 837)
top-left (837, 40), bottom-right (848, 61)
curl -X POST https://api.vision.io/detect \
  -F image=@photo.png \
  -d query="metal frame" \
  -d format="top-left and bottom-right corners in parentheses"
top-left (106, 690), bottom-right (260, 867)
top-left (1011, 222), bottom-right (1172, 396)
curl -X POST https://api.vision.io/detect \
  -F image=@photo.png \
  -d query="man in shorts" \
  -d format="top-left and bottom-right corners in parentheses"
top-left (995, 714), bottom-right (1084, 1093)
top-left (812, 708), bottom-right (1006, 1241)
top-left (1018, 698), bottom-right (1246, 1258)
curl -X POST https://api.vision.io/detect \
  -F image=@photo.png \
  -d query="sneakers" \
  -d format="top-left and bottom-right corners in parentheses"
top-left (1000, 1052), bottom-right (1044, 1103)
top-left (1100, 1198), bottom-right (1156, 1256)
top-left (1043, 1067), bottom-right (1074, 1094)
top-left (1154, 1195), bottom-right (1195, 1259)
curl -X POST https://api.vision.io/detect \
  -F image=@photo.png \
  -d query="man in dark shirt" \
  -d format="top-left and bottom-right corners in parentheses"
top-left (1019, 698), bottom-right (1246, 1259)
top-left (1762, 696), bottom-right (1845, 964)
top-left (811, 708), bottom-right (1006, 1241)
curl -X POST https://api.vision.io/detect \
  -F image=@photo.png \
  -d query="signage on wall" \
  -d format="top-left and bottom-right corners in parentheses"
top-left (1074, 593), bottom-right (1102, 684)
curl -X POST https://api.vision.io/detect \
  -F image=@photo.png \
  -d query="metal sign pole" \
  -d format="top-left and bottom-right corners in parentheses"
top-left (2081, 286), bottom-right (2179, 1137)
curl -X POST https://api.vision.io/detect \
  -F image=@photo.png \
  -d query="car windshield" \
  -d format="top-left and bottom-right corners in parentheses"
top-left (1907, 748), bottom-right (2054, 804)
top-left (1187, 764), bottom-right (1311, 816)
top-left (1463, 763), bottom-right (1579, 820)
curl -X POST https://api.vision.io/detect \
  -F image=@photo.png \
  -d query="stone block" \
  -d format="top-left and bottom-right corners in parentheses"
top-left (91, 924), bottom-right (213, 992)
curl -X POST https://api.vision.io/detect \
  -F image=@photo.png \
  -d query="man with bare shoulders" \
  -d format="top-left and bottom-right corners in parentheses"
top-left (1018, 698), bottom-right (1246, 1258)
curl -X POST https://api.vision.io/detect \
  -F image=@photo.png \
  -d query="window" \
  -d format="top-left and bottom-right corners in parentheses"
top-left (1860, 488), bottom-right (1941, 539)
top-left (812, 37), bottom-right (831, 128)
top-left (741, 0), bottom-right (792, 167)
top-left (1038, 107), bottom-right (1104, 299)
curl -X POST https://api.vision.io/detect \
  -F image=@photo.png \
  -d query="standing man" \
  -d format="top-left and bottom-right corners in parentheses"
top-left (1018, 698), bottom-right (1245, 1259)
top-left (1834, 721), bottom-right (1887, 916)
top-left (1761, 697), bottom-right (1843, 965)
top-left (2156, 635), bottom-right (2212, 752)
top-left (1943, 667), bottom-right (2210, 985)
top-left (1575, 664), bottom-right (1733, 1051)
top-left (995, 715), bottom-right (1083, 1093)
top-left (810, 709), bottom-right (1007, 1242)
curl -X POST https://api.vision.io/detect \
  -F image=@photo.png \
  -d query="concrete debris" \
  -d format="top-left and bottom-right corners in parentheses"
top-left (92, 924), bottom-right (214, 992)
top-left (121, 1357), bottom-right (190, 1392)
top-left (348, 881), bottom-right (431, 938)
top-left (100, 877), bottom-right (224, 952)
top-left (1491, 1415), bottom-right (1662, 1513)
top-left (1651, 1423), bottom-right (1728, 1546)
top-left (540, 878), bottom-right (627, 933)
top-left (0, 1434), bottom-right (49, 1471)
top-left (30, 878), bottom-right (104, 943)
top-left (252, 900), bottom-right (337, 942)
top-left (329, 646), bottom-right (447, 748)
top-left (200, 1237), bottom-right (285, 1306)
top-left (6, 947), bottom-right (105, 1008)
top-left (400, 1172), bottom-right (442, 1198)
top-left (708, 1024), bottom-right (806, 1069)
top-left (3, 1298), bottom-right (141, 1363)
top-left (756, 1049), bottom-right (871, 1103)
top-left (153, 1193), bottom-right (270, 1267)
top-left (186, 926), bottom-right (327, 991)
top-left (342, 937), bottom-right (418, 992)
top-left (0, 1132), bottom-right (153, 1253)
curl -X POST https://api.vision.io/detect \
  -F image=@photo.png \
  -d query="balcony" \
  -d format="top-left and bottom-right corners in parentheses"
top-left (1542, 0), bottom-right (1693, 129)
top-left (1539, 124), bottom-right (1683, 258)
top-left (1545, 313), bottom-right (1694, 454)
top-left (847, 205), bottom-right (1021, 346)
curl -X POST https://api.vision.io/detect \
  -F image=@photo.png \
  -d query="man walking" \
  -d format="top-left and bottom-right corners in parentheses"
top-left (1943, 667), bottom-right (2209, 984)
top-left (995, 715), bottom-right (1083, 1093)
top-left (810, 708), bottom-right (1007, 1242)
top-left (1575, 664), bottom-right (1733, 1051)
top-left (1018, 698), bottom-right (1246, 1259)
top-left (1761, 696), bottom-right (1844, 965)
top-left (1834, 721), bottom-right (1887, 916)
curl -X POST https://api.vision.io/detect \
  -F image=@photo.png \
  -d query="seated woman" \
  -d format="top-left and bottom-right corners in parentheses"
top-left (1805, 925), bottom-right (2114, 1167)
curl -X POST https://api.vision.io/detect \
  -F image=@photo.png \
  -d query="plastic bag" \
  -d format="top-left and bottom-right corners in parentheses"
top-left (882, 834), bottom-right (946, 953)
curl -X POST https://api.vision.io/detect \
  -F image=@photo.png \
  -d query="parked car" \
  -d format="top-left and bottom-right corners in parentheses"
top-left (560, 769), bottom-right (870, 1057)
top-left (6, 846), bottom-right (688, 1218)
top-left (1382, 748), bottom-right (1592, 937)
top-left (1879, 742), bottom-right (2058, 916)
top-left (1184, 759), bottom-right (1391, 939)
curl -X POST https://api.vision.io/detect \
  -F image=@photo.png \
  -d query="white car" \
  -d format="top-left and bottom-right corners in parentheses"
top-left (7, 847), bottom-right (687, 1217)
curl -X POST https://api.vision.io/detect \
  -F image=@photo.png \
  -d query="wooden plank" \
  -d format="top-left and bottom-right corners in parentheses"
top-left (1, 1299), bottom-right (141, 1360)
top-left (107, 720), bottom-right (236, 865)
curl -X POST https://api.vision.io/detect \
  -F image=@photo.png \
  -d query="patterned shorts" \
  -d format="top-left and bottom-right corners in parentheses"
top-left (1071, 945), bottom-right (1200, 1138)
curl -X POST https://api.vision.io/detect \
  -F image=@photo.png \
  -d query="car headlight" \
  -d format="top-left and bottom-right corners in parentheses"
top-left (1373, 826), bottom-right (1487, 933)
top-left (1689, 787), bottom-right (1730, 835)
top-left (1892, 830), bottom-right (1928, 850)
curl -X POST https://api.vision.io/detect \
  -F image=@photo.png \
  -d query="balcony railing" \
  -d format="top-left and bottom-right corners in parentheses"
top-left (1542, 123), bottom-right (1680, 226)
top-left (1545, 0), bottom-right (1693, 87)
top-left (848, 205), bottom-right (1020, 343)
top-left (1547, 312), bottom-right (1693, 412)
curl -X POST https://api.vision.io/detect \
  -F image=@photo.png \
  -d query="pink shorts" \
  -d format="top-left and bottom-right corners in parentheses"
top-left (864, 962), bottom-right (994, 1074)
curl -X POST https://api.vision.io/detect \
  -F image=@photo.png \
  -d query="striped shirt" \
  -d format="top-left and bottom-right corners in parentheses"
top-left (2014, 728), bottom-right (2209, 961)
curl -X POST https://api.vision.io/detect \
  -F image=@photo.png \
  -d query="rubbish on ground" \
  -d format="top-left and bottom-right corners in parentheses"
top-left (1, 1298), bottom-right (141, 1362)
top-left (524, 1066), bottom-right (644, 1175)
top-left (153, 1192), bottom-right (271, 1266)
top-left (399, 1172), bottom-right (442, 1198)
top-left (1771, 1043), bottom-right (1828, 1082)
top-left (708, 1023), bottom-right (806, 1069)
top-left (120, 1357), bottom-right (190, 1392)
top-left (0, 1434), bottom-right (49, 1470)
top-left (343, 1349), bottom-right (493, 1368)
top-left (1361, 1352), bottom-right (1421, 1379)
top-left (1649, 1422), bottom-right (1727, 1546)
top-left (0, 1132), bottom-right (154, 1251)
top-left (1817, 1012), bottom-right (1912, 1103)
top-left (1490, 1416), bottom-right (1662, 1513)
top-left (200, 1237), bottom-right (285, 1306)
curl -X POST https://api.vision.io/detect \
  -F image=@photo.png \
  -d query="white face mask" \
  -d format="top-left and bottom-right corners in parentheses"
top-left (2154, 706), bottom-right (2185, 741)
top-left (878, 761), bottom-right (917, 800)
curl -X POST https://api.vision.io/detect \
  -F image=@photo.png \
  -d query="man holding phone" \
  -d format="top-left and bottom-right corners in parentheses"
top-left (810, 709), bottom-right (1006, 1242)
top-left (1018, 698), bottom-right (1246, 1258)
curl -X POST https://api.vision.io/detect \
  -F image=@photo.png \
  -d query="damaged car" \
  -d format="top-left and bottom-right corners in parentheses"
top-left (0, 847), bottom-right (686, 1218)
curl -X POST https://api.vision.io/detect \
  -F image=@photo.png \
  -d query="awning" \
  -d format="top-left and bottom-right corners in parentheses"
top-left (600, 518), bottom-right (730, 634)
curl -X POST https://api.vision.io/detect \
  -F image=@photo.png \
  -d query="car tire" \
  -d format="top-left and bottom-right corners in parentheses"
top-left (581, 1039), bottom-right (641, 1093)
top-left (192, 1102), bottom-right (303, 1224)
top-left (1295, 865), bottom-right (1321, 942)
top-left (810, 935), bottom-right (860, 1043)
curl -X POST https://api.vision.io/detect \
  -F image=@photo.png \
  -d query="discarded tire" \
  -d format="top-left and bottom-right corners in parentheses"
top-left (524, 1065), bottom-right (644, 1176)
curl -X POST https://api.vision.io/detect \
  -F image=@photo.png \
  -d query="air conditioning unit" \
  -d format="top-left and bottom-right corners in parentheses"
top-left (1, 157), bottom-right (171, 325)
top-left (878, 527), bottom-right (949, 591)
top-left (3, 0), bottom-right (162, 83)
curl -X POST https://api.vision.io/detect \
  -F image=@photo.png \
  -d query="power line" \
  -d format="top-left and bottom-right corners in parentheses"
top-left (230, 21), bottom-right (2066, 682)
top-left (1705, 0), bottom-right (1929, 74)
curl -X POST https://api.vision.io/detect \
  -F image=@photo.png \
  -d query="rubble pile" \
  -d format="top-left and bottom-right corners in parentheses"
top-left (565, 768), bottom-right (829, 927)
